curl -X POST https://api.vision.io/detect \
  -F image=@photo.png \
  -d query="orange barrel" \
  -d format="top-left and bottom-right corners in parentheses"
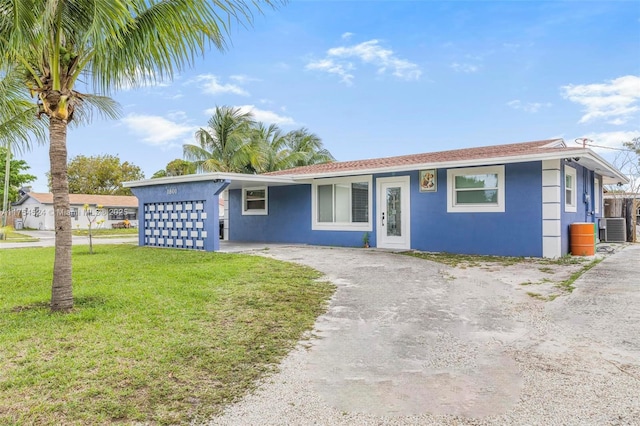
top-left (570, 222), bottom-right (595, 256)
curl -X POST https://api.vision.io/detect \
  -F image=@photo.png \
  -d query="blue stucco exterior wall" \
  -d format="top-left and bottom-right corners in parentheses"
top-left (560, 160), bottom-right (597, 254)
top-left (229, 184), bottom-right (366, 247)
top-left (130, 180), bottom-right (228, 251)
top-left (229, 161), bottom-right (547, 257)
top-left (407, 162), bottom-right (542, 257)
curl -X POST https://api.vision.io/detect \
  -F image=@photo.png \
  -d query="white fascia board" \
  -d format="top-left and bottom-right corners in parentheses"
top-left (11, 194), bottom-right (31, 206)
top-left (576, 150), bottom-right (629, 184)
top-left (541, 139), bottom-right (567, 148)
top-left (123, 172), bottom-right (297, 188)
top-left (287, 149), bottom-right (629, 183)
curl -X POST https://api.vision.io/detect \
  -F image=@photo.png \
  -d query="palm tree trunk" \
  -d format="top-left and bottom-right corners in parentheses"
top-left (49, 117), bottom-right (73, 312)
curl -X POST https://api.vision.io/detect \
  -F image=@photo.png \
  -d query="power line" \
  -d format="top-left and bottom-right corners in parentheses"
top-left (573, 138), bottom-right (636, 152)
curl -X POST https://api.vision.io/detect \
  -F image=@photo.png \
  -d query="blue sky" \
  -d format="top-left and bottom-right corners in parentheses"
top-left (21, 0), bottom-right (640, 192)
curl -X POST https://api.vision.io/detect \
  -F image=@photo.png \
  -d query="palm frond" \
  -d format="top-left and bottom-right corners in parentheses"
top-left (0, 69), bottom-right (47, 152)
top-left (67, 93), bottom-right (122, 127)
top-left (91, 0), bottom-right (280, 93)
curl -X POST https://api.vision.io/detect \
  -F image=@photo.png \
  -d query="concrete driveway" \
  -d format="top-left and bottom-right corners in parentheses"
top-left (211, 244), bottom-right (640, 425)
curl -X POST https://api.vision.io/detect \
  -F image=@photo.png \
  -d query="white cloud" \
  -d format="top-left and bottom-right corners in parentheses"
top-left (202, 105), bottom-right (296, 126)
top-left (166, 110), bottom-right (188, 121)
top-left (341, 32), bottom-right (354, 40)
top-left (239, 105), bottom-right (296, 126)
top-left (193, 74), bottom-right (249, 96)
top-left (121, 114), bottom-right (196, 148)
top-left (450, 62), bottom-right (480, 73)
top-left (306, 58), bottom-right (355, 85)
top-left (507, 99), bottom-right (552, 113)
top-left (229, 74), bottom-right (260, 84)
top-left (561, 75), bottom-right (640, 125)
top-left (306, 39), bottom-right (421, 84)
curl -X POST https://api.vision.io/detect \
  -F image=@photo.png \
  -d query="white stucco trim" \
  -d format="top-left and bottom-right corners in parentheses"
top-left (241, 187), bottom-right (268, 216)
top-left (446, 165), bottom-right (505, 213)
top-left (376, 176), bottom-right (411, 250)
top-left (124, 172), bottom-right (297, 189)
top-left (311, 175), bottom-right (373, 231)
top-left (542, 159), bottom-right (562, 258)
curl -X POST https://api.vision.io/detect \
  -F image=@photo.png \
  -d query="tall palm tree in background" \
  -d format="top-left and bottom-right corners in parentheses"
top-left (283, 127), bottom-right (335, 168)
top-left (184, 106), bottom-right (259, 173)
top-left (250, 122), bottom-right (290, 172)
top-left (0, 0), bottom-right (274, 312)
top-left (0, 70), bottom-right (47, 217)
top-left (184, 105), bottom-right (336, 173)
top-left (250, 124), bottom-right (335, 172)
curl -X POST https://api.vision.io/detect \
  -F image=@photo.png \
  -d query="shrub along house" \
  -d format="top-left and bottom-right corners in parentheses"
top-left (124, 139), bottom-right (628, 258)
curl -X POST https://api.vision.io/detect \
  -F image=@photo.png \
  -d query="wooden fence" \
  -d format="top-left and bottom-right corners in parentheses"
top-left (0, 210), bottom-right (23, 227)
top-left (604, 197), bottom-right (638, 242)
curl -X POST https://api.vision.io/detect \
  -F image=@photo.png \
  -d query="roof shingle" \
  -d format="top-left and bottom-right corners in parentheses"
top-left (267, 139), bottom-right (570, 176)
top-left (24, 193), bottom-right (138, 207)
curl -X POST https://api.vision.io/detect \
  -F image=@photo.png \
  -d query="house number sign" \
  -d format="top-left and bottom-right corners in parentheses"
top-left (166, 187), bottom-right (178, 195)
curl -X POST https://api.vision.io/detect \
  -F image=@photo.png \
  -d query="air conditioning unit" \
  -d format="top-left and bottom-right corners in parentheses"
top-left (602, 218), bottom-right (626, 242)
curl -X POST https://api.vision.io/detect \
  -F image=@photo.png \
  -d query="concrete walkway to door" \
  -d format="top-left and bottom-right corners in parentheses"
top-left (209, 244), bottom-right (639, 425)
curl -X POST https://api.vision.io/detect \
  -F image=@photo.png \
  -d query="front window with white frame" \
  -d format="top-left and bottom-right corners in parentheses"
top-left (312, 175), bottom-right (372, 231)
top-left (564, 165), bottom-right (577, 213)
top-left (242, 187), bottom-right (268, 215)
top-left (447, 165), bottom-right (505, 213)
top-left (594, 177), bottom-right (600, 215)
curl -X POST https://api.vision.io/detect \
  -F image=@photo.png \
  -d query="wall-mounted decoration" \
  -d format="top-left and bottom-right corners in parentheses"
top-left (420, 169), bottom-right (437, 192)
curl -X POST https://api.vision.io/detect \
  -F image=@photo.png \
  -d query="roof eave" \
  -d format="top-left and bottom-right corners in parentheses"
top-left (123, 172), bottom-right (298, 188)
top-left (286, 149), bottom-right (629, 183)
top-left (121, 147), bottom-right (629, 188)
top-left (575, 150), bottom-right (629, 185)
top-left (11, 194), bottom-right (31, 206)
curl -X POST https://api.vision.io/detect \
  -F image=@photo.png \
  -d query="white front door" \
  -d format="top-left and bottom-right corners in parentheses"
top-left (377, 176), bottom-right (411, 249)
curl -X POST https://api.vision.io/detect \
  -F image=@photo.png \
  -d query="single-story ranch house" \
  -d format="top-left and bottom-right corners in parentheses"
top-left (12, 190), bottom-right (138, 230)
top-left (124, 139), bottom-right (628, 258)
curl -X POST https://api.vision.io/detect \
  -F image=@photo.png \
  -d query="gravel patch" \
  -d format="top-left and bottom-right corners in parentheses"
top-left (206, 245), bottom-right (640, 426)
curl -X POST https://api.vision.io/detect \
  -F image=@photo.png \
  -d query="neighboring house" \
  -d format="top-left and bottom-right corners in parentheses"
top-left (125, 139), bottom-right (628, 257)
top-left (12, 190), bottom-right (139, 230)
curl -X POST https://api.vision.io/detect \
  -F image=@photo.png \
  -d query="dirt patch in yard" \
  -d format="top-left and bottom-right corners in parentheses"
top-left (404, 245), bottom-right (628, 302)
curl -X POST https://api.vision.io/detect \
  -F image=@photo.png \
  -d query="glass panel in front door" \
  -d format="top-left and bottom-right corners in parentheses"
top-left (386, 187), bottom-right (401, 237)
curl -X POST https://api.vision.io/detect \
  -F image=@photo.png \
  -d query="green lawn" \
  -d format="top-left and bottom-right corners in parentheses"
top-left (0, 245), bottom-right (334, 425)
top-left (72, 228), bottom-right (138, 237)
top-left (0, 231), bottom-right (39, 243)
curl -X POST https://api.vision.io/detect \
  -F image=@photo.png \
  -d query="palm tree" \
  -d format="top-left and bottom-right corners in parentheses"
top-left (0, 1), bottom-right (274, 312)
top-left (0, 70), bottom-right (47, 222)
top-left (184, 106), bottom-right (259, 173)
top-left (184, 106), bottom-right (335, 174)
top-left (284, 128), bottom-right (335, 167)
top-left (250, 124), bottom-right (334, 172)
top-left (250, 122), bottom-right (292, 172)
